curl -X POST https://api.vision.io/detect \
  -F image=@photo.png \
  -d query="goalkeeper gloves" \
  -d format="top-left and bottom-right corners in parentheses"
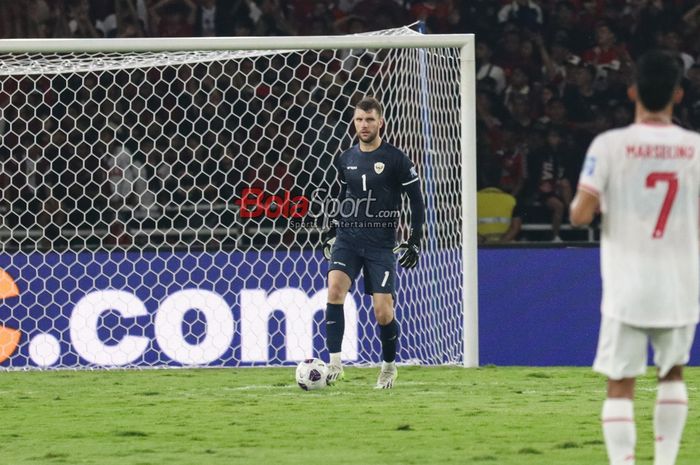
top-left (322, 221), bottom-right (337, 260)
top-left (394, 230), bottom-right (421, 269)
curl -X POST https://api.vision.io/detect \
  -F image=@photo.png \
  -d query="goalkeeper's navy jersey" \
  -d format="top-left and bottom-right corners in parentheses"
top-left (333, 141), bottom-right (419, 248)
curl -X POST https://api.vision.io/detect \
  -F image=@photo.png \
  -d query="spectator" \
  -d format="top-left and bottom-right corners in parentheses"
top-left (507, 94), bottom-right (535, 132)
top-left (546, 1), bottom-right (588, 53)
top-left (193, 0), bottom-right (217, 36)
top-left (530, 127), bottom-right (573, 242)
top-left (582, 21), bottom-right (632, 82)
top-left (682, 64), bottom-right (700, 128)
top-left (477, 161), bottom-right (523, 244)
top-left (454, 0), bottom-right (499, 40)
top-left (683, 3), bottom-right (700, 32)
top-left (476, 88), bottom-right (504, 132)
top-left (254, 0), bottom-right (295, 36)
top-left (0, 1), bottom-right (19, 38)
top-left (631, 0), bottom-right (684, 56)
top-left (116, 17), bottom-right (145, 38)
top-left (538, 97), bottom-right (568, 130)
top-left (409, 0), bottom-right (456, 33)
top-left (115, 0), bottom-right (148, 37)
top-left (576, 0), bottom-right (603, 37)
top-left (149, 0), bottom-right (196, 37)
top-left (213, 0), bottom-right (253, 36)
top-left (503, 66), bottom-right (532, 108)
top-left (493, 125), bottom-right (528, 200)
top-left (333, 13), bottom-right (365, 34)
top-left (233, 15), bottom-right (255, 36)
top-left (611, 103), bottom-right (633, 128)
top-left (24, 0), bottom-right (54, 38)
top-left (562, 63), bottom-right (603, 131)
top-left (207, 143), bottom-right (237, 202)
top-left (336, 0), bottom-right (362, 15)
top-left (536, 84), bottom-right (559, 112)
top-left (539, 35), bottom-right (571, 86)
top-left (517, 37), bottom-right (543, 81)
top-left (105, 128), bottom-right (156, 228)
top-left (497, 0), bottom-right (543, 31)
top-left (476, 41), bottom-right (507, 95)
top-left (495, 28), bottom-right (522, 72)
top-left (90, 0), bottom-right (117, 37)
top-left (596, 59), bottom-right (633, 109)
top-left (659, 29), bottom-right (695, 74)
top-left (55, 0), bottom-right (100, 38)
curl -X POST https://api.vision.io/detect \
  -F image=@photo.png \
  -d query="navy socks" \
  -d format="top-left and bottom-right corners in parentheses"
top-left (379, 318), bottom-right (399, 363)
top-left (325, 303), bottom-right (345, 354)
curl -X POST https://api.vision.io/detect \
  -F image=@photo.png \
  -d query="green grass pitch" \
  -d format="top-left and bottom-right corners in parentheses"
top-left (1, 366), bottom-right (698, 464)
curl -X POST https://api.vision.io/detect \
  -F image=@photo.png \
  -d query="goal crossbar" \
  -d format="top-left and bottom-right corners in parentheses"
top-left (0, 34), bottom-right (474, 54)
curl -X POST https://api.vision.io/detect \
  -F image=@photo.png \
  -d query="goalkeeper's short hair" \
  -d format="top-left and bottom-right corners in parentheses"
top-left (356, 96), bottom-right (383, 117)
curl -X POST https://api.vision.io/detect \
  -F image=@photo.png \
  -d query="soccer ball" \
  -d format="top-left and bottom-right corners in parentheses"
top-left (296, 358), bottom-right (328, 391)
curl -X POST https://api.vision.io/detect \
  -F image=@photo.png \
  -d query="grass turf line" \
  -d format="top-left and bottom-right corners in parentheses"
top-left (0, 366), bottom-right (698, 464)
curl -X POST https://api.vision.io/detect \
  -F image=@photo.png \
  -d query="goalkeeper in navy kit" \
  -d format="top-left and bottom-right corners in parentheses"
top-left (322, 97), bottom-right (425, 389)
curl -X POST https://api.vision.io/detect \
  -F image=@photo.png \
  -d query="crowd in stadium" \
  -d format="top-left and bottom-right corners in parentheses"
top-left (1, 0), bottom-right (700, 246)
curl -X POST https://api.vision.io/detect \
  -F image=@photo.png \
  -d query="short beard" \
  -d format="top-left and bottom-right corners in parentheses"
top-left (359, 132), bottom-right (378, 144)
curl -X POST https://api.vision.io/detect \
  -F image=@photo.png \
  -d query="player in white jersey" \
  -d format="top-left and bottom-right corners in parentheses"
top-left (571, 50), bottom-right (700, 465)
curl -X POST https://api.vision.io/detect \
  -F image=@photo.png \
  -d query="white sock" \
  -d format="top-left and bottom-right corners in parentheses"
top-left (381, 361), bottom-right (396, 372)
top-left (329, 352), bottom-right (342, 366)
top-left (602, 398), bottom-right (636, 465)
top-left (654, 381), bottom-right (688, 465)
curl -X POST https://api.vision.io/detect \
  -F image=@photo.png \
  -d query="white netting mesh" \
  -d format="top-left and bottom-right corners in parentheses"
top-left (0, 27), bottom-right (464, 369)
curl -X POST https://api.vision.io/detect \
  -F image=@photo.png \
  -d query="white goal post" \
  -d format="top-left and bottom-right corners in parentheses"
top-left (0, 28), bottom-right (477, 369)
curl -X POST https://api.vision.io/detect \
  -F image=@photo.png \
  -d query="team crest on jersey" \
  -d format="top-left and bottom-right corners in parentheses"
top-left (584, 156), bottom-right (596, 176)
top-left (374, 162), bottom-right (385, 174)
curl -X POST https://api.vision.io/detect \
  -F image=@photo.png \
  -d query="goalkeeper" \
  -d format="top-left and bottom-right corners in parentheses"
top-left (322, 97), bottom-right (425, 389)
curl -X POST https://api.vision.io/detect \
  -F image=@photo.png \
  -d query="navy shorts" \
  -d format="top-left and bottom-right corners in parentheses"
top-left (328, 238), bottom-right (396, 296)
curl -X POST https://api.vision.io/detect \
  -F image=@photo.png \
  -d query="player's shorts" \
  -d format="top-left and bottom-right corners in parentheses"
top-left (328, 238), bottom-right (396, 296)
top-left (593, 315), bottom-right (696, 380)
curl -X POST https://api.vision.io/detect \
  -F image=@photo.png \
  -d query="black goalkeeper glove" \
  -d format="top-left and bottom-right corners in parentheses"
top-left (394, 231), bottom-right (421, 269)
top-left (322, 221), bottom-right (337, 261)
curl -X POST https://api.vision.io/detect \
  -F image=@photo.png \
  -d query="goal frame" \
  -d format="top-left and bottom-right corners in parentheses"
top-left (0, 33), bottom-right (478, 368)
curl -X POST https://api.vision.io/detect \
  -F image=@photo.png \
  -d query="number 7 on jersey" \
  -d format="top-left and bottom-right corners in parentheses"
top-left (645, 172), bottom-right (678, 239)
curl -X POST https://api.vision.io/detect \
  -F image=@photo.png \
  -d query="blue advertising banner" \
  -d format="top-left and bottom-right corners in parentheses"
top-left (0, 251), bottom-right (340, 368)
top-left (0, 250), bottom-right (460, 368)
top-left (478, 247), bottom-right (700, 367)
top-left (1, 247), bottom-right (698, 368)
top-left (478, 248), bottom-right (602, 366)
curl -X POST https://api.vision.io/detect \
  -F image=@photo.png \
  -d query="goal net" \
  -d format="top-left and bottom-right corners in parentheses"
top-left (0, 27), bottom-right (475, 369)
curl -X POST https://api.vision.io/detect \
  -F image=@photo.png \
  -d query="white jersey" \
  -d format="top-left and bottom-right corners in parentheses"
top-left (578, 123), bottom-right (700, 327)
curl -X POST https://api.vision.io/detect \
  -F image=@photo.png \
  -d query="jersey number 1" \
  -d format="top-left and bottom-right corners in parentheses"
top-left (645, 172), bottom-right (678, 239)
